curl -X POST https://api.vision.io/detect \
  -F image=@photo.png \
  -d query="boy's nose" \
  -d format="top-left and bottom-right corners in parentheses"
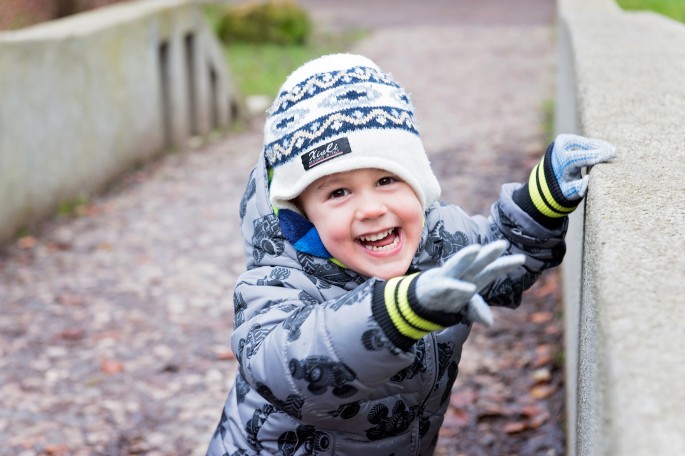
top-left (355, 199), bottom-right (388, 220)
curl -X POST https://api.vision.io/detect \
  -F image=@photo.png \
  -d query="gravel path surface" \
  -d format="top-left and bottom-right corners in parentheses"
top-left (0, 1), bottom-right (562, 454)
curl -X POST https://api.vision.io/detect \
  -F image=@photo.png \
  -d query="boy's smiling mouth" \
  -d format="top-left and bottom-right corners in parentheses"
top-left (356, 228), bottom-right (401, 252)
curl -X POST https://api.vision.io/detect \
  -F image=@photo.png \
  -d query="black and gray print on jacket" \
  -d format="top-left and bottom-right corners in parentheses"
top-left (235, 373), bottom-right (251, 404)
top-left (256, 267), bottom-right (291, 286)
top-left (283, 304), bottom-right (314, 342)
top-left (255, 382), bottom-right (304, 419)
top-left (328, 280), bottom-right (373, 310)
top-left (361, 327), bottom-right (387, 351)
top-left (361, 317), bottom-right (402, 354)
top-left (424, 221), bottom-right (470, 260)
top-left (211, 409), bottom-right (229, 442)
top-left (278, 425), bottom-right (331, 455)
top-left (435, 341), bottom-right (455, 382)
top-left (328, 400), bottom-right (361, 419)
top-left (289, 355), bottom-right (358, 398)
top-left (252, 214), bottom-right (284, 263)
top-left (440, 361), bottom-right (459, 405)
top-left (486, 275), bottom-right (520, 308)
top-left (434, 341), bottom-right (458, 404)
top-left (390, 338), bottom-right (426, 382)
top-left (233, 292), bottom-right (248, 329)
top-left (297, 252), bottom-right (360, 288)
top-left (245, 404), bottom-right (276, 451)
top-left (365, 400), bottom-right (418, 441)
top-left (229, 450), bottom-right (250, 456)
top-left (238, 324), bottom-right (271, 360)
top-left (239, 171), bottom-right (256, 221)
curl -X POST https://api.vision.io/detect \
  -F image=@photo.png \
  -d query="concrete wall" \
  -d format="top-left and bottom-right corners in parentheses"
top-left (557, 0), bottom-right (685, 454)
top-left (0, 0), bottom-right (241, 243)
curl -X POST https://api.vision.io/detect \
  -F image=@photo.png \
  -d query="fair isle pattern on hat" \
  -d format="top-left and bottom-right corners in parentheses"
top-left (267, 105), bottom-right (419, 168)
top-left (269, 65), bottom-right (400, 117)
top-left (265, 53), bottom-right (441, 213)
top-left (264, 68), bottom-right (418, 168)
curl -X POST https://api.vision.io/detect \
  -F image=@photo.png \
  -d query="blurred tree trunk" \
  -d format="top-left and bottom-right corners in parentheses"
top-left (54, 0), bottom-right (80, 18)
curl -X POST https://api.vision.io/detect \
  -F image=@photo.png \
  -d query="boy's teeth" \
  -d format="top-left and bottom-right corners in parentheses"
top-left (359, 228), bottom-right (393, 242)
top-left (363, 235), bottom-right (399, 251)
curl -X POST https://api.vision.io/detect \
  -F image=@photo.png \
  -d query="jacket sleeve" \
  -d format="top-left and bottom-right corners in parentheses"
top-left (423, 182), bottom-right (567, 309)
top-left (231, 266), bottom-right (416, 420)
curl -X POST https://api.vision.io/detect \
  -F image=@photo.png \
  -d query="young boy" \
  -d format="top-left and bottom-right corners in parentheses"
top-left (207, 53), bottom-right (615, 455)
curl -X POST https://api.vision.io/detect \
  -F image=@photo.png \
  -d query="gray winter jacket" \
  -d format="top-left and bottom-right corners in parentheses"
top-left (207, 154), bottom-right (566, 456)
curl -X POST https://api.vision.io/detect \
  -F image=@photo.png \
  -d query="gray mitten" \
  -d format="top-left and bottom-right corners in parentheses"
top-left (513, 134), bottom-right (616, 228)
top-left (371, 240), bottom-right (525, 350)
top-left (415, 240), bottom-right (525, 326)
top-left (551, 134), bottom-right (617, 200)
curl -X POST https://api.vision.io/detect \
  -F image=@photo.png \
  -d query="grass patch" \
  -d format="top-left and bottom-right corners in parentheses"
top-left (542, 99), bottom-right (555, 145)
top-left (57, 196), bottom-right (89, 217)
top-left (203, 4), bottom-right (368, 97)
top-left (616, 0), bottom-right (685, 23)
top-left (223, 32), bottom-right (366, 97)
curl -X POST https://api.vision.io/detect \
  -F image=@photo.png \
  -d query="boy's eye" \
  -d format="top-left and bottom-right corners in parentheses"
top-left (329, 188), bottom-right (349, 199)
top-left (378, 176), bottom-right (398, 186)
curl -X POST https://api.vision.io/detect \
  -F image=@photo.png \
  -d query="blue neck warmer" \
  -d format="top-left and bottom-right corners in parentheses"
top-left (277, 208), bottom-right (331, 259)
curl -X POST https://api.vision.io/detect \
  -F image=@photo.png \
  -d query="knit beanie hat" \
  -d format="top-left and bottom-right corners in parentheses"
top-left (264, 53), bottom-right (441, 213)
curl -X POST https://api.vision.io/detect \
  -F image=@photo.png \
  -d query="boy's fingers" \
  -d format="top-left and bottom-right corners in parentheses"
top-left (466, 294), bottom-right (493, 327)
top-left (472, 254), bottom-right (525, 291)
top-left (461, 240), bottom-right (509, 282)
top-left (440, 244), bottom-right (481, 279)
top-left (416, 277), bottom-right (476, 312)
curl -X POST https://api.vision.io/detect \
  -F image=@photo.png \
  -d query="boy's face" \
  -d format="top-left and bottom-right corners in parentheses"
top-left (297, 168), bottom-right (424, 280)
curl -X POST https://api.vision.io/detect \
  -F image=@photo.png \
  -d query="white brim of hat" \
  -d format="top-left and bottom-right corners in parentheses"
top-left (270, 129), bottom-right (441, 213)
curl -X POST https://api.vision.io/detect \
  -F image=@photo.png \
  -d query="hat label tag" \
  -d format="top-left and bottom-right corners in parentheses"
top-left (301, 137), bottom-right (351, 171)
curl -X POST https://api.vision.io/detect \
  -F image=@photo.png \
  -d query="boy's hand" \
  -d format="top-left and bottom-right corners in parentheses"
top-left (415, 240), bottom-right (525, 326)
top-left (551, 134), bottom-right (616, 200)
top-left (512, 134), bottom-right (616, 228)
top-left (372, 240), bottom-right (525, 350)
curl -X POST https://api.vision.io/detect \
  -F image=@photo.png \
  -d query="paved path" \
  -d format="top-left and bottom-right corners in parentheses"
top-left (0, 1), bottom-right (559, 454)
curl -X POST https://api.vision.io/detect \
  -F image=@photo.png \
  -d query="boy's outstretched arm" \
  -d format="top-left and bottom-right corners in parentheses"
top-left (484, 133), bottom-right (616, 306)
top-left (372, 240), bottom-right (524, 350)
top-left (423, 134), bottom-right (616, 310)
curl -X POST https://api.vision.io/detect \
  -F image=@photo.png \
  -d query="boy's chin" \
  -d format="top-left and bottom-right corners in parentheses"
top-left (362, 261), bottom-right (412, 281)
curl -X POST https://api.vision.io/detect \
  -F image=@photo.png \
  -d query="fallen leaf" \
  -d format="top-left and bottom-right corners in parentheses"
top-left (216, 350), bottom-right (236, 361)
top-left (450, 389), bottom-right (477, 409)
top-left (526, 274), bottom-right (558, 298)
top-left (521, 404), bottom-right (544, 418)
top-left (530, 384), bottom-right (555, 400)
top-left (100, 358), bottom-right (124, 374)
top-left (544, 324), bottom-right (562, 335)
top-left (57, 328), bottom-right (86, 341)
top-left (529, 410), bottom-right (550, 429)
top-left (44, 444), bottom-right (69, 455)
top-left (532, 367), bottom-right (551, 383)
top-left (46, 241), bottom-right (72, 251)
top-left (76, 204), bottom-right (103, 216)
top-left (17, 236), bottom-right (37, 249)
top-left (504, 421), bottom-right (527, 434)
top-left (56, 293), bottom-right (83, 306)
top-left (477, 400), bottom-right (508, 418)
top-left (93, 330), bottom-right (122, 341)
top-left (533, 345), bottom-right (553, 367)
top-left (529, 311), bottom-right (553, 324)
top-left (442, 409), bottom-right (471, 431)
